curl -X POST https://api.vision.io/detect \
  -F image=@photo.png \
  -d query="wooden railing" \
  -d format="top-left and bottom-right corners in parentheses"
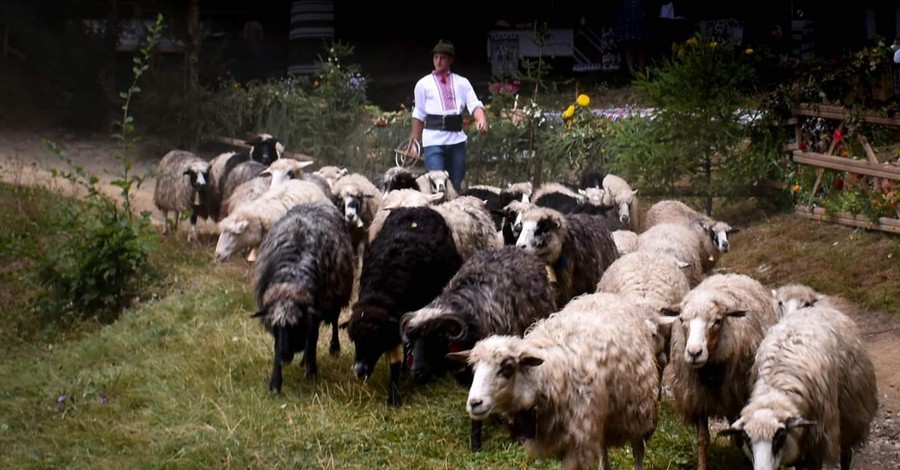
top-left (788, 104), bottom-right (900, 234)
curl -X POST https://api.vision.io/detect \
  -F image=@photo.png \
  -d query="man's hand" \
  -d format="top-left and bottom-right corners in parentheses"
top-left (475, 118), bottom-right (489, 134)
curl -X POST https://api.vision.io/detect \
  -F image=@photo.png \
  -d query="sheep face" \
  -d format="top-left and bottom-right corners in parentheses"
top-left (346, 305), bottom-right (401, 379)
top-left (247, 134), bottom-right (284, 166)
top-left (674, 303), bottom-right (747, 368)
top-left (182, 162), bottom-right (211, 196)
top-left (215, 217), bottom-right (259, 262)
top-left (705, 220), bottom-right (738, 253)
top-left (723, 410), bottom-right (813, 470)
top-left (515, 210), bottom-right (564, 264)
top-left (577, 187), bottom-right (606, 206)
top-left (400, 307), bottom-right (468, 384)
top-left (262, 159), bottom-right (314, 187)
top-left (452, 336), bottom-right (543, 421)
top-left (772, 284), bottom-right (821, 317)
top-left (314, 166), bottom-right (348, 189)
top-left (423, 170), bottom-right (451, 194)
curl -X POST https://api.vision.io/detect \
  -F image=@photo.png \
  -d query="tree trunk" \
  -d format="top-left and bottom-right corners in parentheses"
top-left (104, 0), bottom-right (118, 130)
top-left (185, 0), bottom-right (201, 149)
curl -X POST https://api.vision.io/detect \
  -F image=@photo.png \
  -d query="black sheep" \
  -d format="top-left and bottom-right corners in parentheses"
top-left (345, 205), bottom-right (463, 406)
top-left (400, 246), bottom-right (558, 451)
top-left (252, 202), bottom-right (355, 392)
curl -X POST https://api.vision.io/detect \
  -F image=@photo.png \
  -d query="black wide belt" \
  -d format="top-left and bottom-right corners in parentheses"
top-left (424, 114), bottom-right (463, 132)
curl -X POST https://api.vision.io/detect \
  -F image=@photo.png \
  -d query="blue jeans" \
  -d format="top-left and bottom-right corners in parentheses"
top-left (423, 141), bottom-right (466, 190)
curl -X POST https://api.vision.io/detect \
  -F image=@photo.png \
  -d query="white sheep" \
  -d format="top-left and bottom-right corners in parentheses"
top-left (152, 150), bottom-right (211, 241)
top-left (221, 158), bottom-right (314, 218)
top-left (771, 282), bottom-right (861, 320)
top-left (643, 199), bottom-right (739, 272)
top-left (331, 172), bottom-right (383, 260)
top-left (601, 173), bottom-right (639, 229)
top-left (214, 179), bottom-right (332, 263)
top-left (417, 169), bottom-right (458, 201)
top-left (596, 250), bottom-right (692, 380)
top-left (636, 222), bottom-right (706, 286)
top-left (611, 229), bottom-right (639, 256)
top-left (432, 195), bottom-right (503, 261)
top-left (721, 305), bottom-right (878, 470)
top-left (450, 304), bottom-right (660, 470)
top-left (661, 272), bottom-right (780, 470)
top-left (313, 165), bottom-right (348, 190)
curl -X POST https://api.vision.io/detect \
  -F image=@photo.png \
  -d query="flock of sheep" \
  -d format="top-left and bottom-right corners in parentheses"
top-left (152, 134), bottom-right (879, 470)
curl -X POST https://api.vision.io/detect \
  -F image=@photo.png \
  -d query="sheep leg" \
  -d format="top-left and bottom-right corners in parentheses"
top-left (631, 438), bottom-right (645, 470)
top-left (329, 320), bottom-right (340, 356)
top-left (188, 211), bottom-right (199, 242)
top-left (387, 360), bottom-right (402, 407)
top-left (161, 210), bottom-right (169, 234)
top-left (172, 211), bottom-right (180, 233)
top-left (696, 418), bottom-right (710, 470)
top-left (304, 318), bottom-right (320, 377)
top-left (840, 448), bottom-right (852, 470)
top-left (600, 447), bottom-right (611, 470)
top-left (470, 419), bottom-right (483, 452)
top-left (269, 335), bottom-right (283, 392)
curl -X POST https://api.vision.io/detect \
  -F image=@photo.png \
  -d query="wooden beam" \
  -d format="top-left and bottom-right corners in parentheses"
top-left (792, 151), bottom-right (900, 181)
top-left (791, 105), bottom-right (900, 127)
top-left (794, 206), bottom-right (900, 234)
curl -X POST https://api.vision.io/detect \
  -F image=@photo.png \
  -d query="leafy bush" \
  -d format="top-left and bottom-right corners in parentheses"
top-left (26, 14), bottom-right (164, 327)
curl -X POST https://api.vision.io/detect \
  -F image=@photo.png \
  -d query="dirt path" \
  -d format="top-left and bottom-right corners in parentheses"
top-left (2, 129), bottom-right (899, 468)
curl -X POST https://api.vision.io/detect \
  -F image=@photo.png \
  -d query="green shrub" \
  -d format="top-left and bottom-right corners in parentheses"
top-left (26, 14), bottom-right (164, 328)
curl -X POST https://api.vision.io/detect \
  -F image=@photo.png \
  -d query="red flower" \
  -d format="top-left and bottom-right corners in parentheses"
top-left (833, 178), bottom-right (844, 190)
top-left (833, 130), bottom-right (843, 144)
top-left (799, 141), bottom-right (808, 151)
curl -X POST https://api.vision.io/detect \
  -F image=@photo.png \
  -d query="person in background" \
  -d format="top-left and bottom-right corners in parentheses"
top-left (615, 0), bottom-right (652, 76)
top-left (408, 39), bottom-right (488, 190)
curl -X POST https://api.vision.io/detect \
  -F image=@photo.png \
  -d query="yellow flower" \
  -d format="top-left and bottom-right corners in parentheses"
top-left (576, 94), bottom-right (590, 107)
top-left (686, 37), bottom-right (699, 47)
top-left (792, 184), bottom-right (801, 193)
top-left (744, 48), bottom-right (754, 55)
top-left (709, 41), bottom-right (718, 48)
top-left (562, 105), bottom-right (575, 120)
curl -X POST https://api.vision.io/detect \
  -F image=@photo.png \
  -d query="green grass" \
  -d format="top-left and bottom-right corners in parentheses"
top-left (5, 184), bottom-right (897, 469)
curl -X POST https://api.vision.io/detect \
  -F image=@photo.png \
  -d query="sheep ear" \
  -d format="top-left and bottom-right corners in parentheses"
top-left (338, 319), bottom-right (350, 329)
top-left (251, 308), bottom-right (266, 318)
top-left (718, 427), bottom-right (744, 438)
top-left (297, 160), bottom-right (314, 168)
top-left (659, 306), bottom-right (681, 317)
top-left (727, 227), bottom-right (741, 235)
top-left (245, 136), bottom-right (261, 146)
top-left (339, 168), bottom-right (348, 176)
top-left (445, 350), bottom-right (470, 363)
top-left (785, 417), bottom-right (816, 429)
top-left (725, 309), bottom-right (747, 318)
top-left (519, 355), bottom-right (543, 368)
top-left (426, 193), bottom-right (444, 203)
top-left (259, 170), bottom-right (272, 178)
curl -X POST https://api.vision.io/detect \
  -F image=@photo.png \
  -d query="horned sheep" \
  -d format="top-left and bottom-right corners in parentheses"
top-left (152, 150), bottom-right (211, 240)
top-left (345, 206), bottom-right (464, 406)
top-left (451, 302), bottom-right (660, 470)
top-left (380, 166), bottom-right (420, 195)
top-left (515, 206), bottom-right (619, 306)
top-left (721, 305), bottom-right (878, 470)
top-left (252, 202), bottom-right (355, 392)
top-left (401, 246), bottom-right (558, 450)
top-left (661, 272), bottom-right (780, 470)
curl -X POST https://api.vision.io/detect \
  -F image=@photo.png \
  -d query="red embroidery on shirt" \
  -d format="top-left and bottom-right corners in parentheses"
top-left (433, 72), bottom-right (456, 112)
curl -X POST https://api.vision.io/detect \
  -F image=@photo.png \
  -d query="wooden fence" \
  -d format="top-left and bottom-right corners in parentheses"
top-left (787, 104), bottom-right (900, 234)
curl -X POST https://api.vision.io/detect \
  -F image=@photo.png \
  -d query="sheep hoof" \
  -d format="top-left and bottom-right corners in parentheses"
top-left (268, 377), bottom-right (282, 393)
top-left (386, 389), bottom-right (402, 407)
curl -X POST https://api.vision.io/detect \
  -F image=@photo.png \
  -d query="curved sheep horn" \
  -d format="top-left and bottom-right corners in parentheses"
top-left (785, 417), bottom-right (817, 429)
top-left (442, 315), bottom-right (468, 342)
top-left (446, 350), bottom-right (470, 363)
